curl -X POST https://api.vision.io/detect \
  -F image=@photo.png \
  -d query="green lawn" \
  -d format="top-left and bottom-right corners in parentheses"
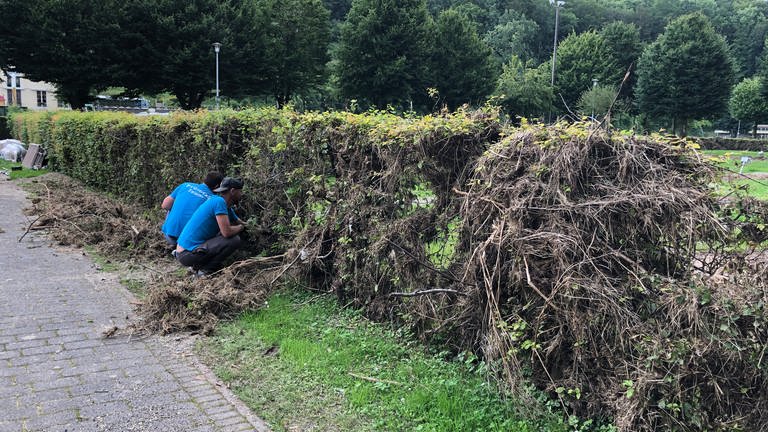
top-left (703, 150), bottom-right (768, 200)
top-left (0, 159), bottom-right (48, 180)
top-left (703, 150), bottom-right (768, 174)
top-left (200, 290), bottom-right (581, 432)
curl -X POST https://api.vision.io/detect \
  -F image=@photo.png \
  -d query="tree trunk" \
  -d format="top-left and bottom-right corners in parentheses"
top-left (174, 91), bottom-right (206, 110)
top-left (56, 83), bottom-right (93, 110)
top-left (753, 123), bottom-right (758, 139)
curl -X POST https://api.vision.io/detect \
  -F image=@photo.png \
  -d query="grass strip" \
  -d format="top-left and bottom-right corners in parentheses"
top-left (0, 160), bottom-right (48, 180)
top-left (199, 290), bottom-right (571, 432)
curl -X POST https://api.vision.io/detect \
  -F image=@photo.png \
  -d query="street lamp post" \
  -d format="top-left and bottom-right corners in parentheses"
top-left (550, 0), bottom-right (565, 87)
top-left (591, 78), bottom-right (598, 119)
top-left (213, 42), bottom-right (221, 110)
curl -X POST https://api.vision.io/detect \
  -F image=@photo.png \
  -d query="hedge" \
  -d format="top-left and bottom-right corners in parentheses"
top-left (697, 136), bottom-right (768, 151)
top-left (11, 109), bottom-right (768, 432)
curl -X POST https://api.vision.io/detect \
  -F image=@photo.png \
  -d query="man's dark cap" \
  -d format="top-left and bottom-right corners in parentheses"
top-left (213, 177), bottom-right (244, 193)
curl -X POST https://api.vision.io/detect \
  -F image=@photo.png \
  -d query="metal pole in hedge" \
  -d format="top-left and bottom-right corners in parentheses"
top-left (213, 42), bottom-right (221, 110)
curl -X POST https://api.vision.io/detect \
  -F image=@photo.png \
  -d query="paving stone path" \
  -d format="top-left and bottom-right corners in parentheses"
top-left (0, 178), bottom-right (270, 432)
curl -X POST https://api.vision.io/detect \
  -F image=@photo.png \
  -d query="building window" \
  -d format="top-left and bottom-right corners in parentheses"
top-left (7, 89), bottom-right (22, 106)
top-left (37, 90), bottom-right (47, 107)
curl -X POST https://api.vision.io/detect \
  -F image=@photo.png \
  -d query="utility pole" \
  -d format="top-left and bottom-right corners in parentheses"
top-left (550, 0), bottom-right (565, 87)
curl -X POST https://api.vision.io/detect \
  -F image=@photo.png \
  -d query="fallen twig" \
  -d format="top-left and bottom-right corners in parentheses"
top-left (18, 214), bottom-right (43, 242)
top-left (388, 288), bottom-right (466, 298)
top-left (347, 372), bottom-right (402, 386)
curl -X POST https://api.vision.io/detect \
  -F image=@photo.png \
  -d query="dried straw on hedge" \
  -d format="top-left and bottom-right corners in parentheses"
top-left (449, 121), bottom-right (767, 431)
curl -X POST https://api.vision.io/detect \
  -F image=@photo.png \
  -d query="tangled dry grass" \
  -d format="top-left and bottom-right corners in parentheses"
top-left (22, 173), bottom-right (168, 258)
top-left (442, 123), bottom-right (768, 431)
top-left (136, 256), bottom-right (283, 334)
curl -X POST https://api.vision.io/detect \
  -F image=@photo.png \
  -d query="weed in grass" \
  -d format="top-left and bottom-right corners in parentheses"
top-left (84, 246), bottom-right (120, 272)
top-left (119, 277), bottom-right (145, 299)
top-left (201, 291), bottom-right (571, 432)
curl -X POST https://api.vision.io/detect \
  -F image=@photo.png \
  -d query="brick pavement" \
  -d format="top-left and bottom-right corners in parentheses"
top-left (0, 178), bottom-right (270, 432)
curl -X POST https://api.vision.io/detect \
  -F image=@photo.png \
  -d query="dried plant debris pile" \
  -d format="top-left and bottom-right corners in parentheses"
top-left (449, 123), bottom-right (768, 431)
top-left (23, 174), bottom-right (168, 259)
top-left (137, 257), bottom-right (282, 335)
top-left (22, 174), bottom-right (282, 335)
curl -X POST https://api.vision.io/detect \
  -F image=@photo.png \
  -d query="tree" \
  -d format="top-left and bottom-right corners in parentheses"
top-left (554, 30), bottom-right (621, 111)
top-left (261, 0), bottom-right (331, 107)
top-left (729, 76), bottom-right (768, 137)
top-left (712, 0), bottom-right (768, 79)
top-left (577, 84), bottom-right (622, 119)
top-left (147, 0), bottom-right (245, 110)
top-left (336, 0), bottom-right (433, 110)
top-left (636, 13), bottom-right (735, 136)
top-left (600, 21), bottom-right (642, 100)
top-left (429, 9), bottom-right (496, 109)
top-left (0, 0), bottom-right (276, 110)
top-left (0, 0), bottom-right (119, 108)
top-left (323, 0), bottom-right (352, 22)
top-left (494, 56), bottom-right (553, 119)
top-left (483, 11), bottom-right (540, 65)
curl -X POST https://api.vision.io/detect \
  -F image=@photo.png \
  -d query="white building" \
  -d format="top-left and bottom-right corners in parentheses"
top-left (1, 69), bottom-right (67, 111)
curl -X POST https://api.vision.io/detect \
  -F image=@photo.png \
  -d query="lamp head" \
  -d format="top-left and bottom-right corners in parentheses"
top-left (213, 42), bottom-right (221, 53)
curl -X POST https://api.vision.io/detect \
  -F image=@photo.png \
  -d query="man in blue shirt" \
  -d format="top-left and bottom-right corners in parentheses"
top-left (161, 171), bottom-right (223, 247)
top-left (175, 177), bottom-right (246, 276)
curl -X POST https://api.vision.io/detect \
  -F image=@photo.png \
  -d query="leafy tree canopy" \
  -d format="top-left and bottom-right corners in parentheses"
top-left (600, 21), bottom-right (642, 100)
top-left (337, 0), bottom-right (434, 110)
top-left (483, 11), bottom-right (539, 65)
top-left (430, 9), bottom-right (496, 109)
top-left (261, 0), bottom-right (331, 107)
top-left (494, 56), bottom-right (553, 119)
top-left (0, 0), bottom-right (119, 108)
top-left (636, 12), bottom-right (735, 136)
top-left (729, 76), bottom-right (768, 137)
top-left (554, 30), bottom-right (621, 111)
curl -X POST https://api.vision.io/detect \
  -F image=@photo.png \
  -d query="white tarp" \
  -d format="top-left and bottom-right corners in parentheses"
top-left (0, 139), bottom-right (26, 163)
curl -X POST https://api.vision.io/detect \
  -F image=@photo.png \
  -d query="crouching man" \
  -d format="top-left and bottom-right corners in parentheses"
top-left (161, 171), bottom-right (223, 248)
top-left (175, 177), bottom-right (245, 276)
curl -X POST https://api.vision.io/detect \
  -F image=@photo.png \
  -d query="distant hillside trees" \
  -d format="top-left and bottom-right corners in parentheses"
top-left (636, 13), bottom-right (735, 136)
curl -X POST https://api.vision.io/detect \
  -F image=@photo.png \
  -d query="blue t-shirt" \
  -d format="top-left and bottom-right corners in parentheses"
top-left (177, 195), bottom-right (238, 251)
top-left (161, 182), bottom-right (214, 238)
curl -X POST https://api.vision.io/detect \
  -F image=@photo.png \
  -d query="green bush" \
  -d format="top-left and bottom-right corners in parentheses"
top-left (0, 116), bottom-right (9, 139)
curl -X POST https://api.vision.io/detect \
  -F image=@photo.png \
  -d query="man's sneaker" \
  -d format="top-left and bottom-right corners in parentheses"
top-left (171, 250), bottom-right (178, 259)
top-left (194, 269), bottom-right (211, 278)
